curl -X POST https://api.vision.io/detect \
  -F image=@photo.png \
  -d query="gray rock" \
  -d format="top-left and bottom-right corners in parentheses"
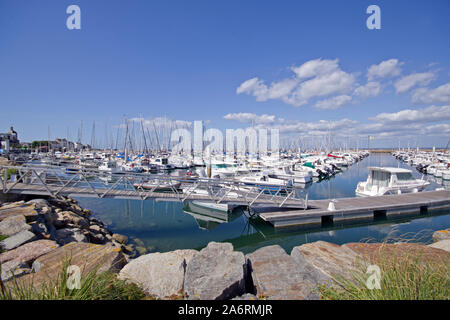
top-left (247, 245), bottom-right (320, 300)
top-left (119, 249), bottom-right (198, 298)
top-left (0, 239), bottom-right (59, 264)
top-left (0, 205), bottom-right (38, 222)
top-left (88, 232), bottom-right (106, 244)
top-left (89, 224), bottom-right (102, 233)
top-left (90, 218), bottom-right (104, 226)
top-left (432, 229), bottom-right (450, 242)
top-left (0, 214), bottom-right (32, 236)
top-left (133, 238), bottom-right (145, 247)
top-left (291, 241), bottom-right (360, 282)
top-left (0, 230), bottom-right (36, 250)
top-left (290, 246), bottom-right (332, 284)
top-left (428, 239), bottom-right (450, 252)
top-left (135, 246), bottom-right (147, 255)
top-left (25, 199), bottom-right (49, 208)
top-left (112, 233), bottom-right (128, 244)
top-left (184, 242), bottom-right (247, 300)
top-left (30, 242), bottom-right (127, 278)
top-left (1, 201), bottom-right (25, 209)
top-left (1, 260), bottom-right (31, 281)
top-left (62, 211), bottom-right (89, 229)
top-left (55, 228), bottom-right (87, 245)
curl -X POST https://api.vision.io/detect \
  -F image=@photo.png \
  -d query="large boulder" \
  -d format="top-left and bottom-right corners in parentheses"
top-left (0, 205), bottom-right (38, 222)
top-left (31, 242), bottom-right (126, 275)
top-left (0, 239), bottom-right (59, 264)
top-left (184, 242), bottom-right (247, 300)
top-left (0, 201), bottom-right (25, 210)
top-left (428, 239), bottom-right (450, 253)
top-left (344, 242), bottom-right (450, 265)
top-left (247, 245), bottom-right (320, 300)
top-left (112, 233), bottom-right (128, 244)
top-left (0, 230), bottom-right (36, 251)
top-left (8, 242), bottom-right (126, 289)
top-left (291, 241), bottom-right (361, 282)
top-left (61, 211), bottom-right (90, 229)
top-left (432, 229), bottom-right (450, 242)
top-left (0, 214), bottom-right (32, 236)
top-left (1, 260), bottom-right (31, 281)
top-left (119, 249), bottom-right (197, 298)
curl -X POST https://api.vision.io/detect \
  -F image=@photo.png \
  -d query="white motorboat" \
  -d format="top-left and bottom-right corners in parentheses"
top-left (134, 180), bottom-right (182, 192)
top-left (98, 160), bottom-right (124, 174)
top-left (269, 165), bottom-right (312, 184)
top-left (238, 173), bottom-right (293, 192)
top-left (190, 201), bottom-right (230, 212)
top-left (442, 169), bottom-right (450, 181)
top-left (355, 167), bottom-right (430, 197)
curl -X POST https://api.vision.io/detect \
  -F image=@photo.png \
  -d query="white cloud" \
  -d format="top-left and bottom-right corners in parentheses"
top-left (236, 58), bottom-right (355, 107)
top-left (370, 105), bottom-right (450, 124)
top-left (394, 72), bottom-right (435, 93)
top-left (223, 113), bottom-right (275, 124)
top-left (367, 59), bottom-right (402, 80)
top-left (236, 78), bottom-right (269, 102)
top-left (267, 78), bottom-right (299, 100)
top-left (251, 118), bottom-right (358, 135)
top-left (354, 81), bottom-right (381, 97)
top-left (315, 95), bottom-right (352, 110)
top-left (411, 83), bottom-right (450, 104)
top-left (296, 70), bottom-right (355, 100)
top-left (424, 123), bottom-right (450, 135)
top-left (291, 58), bottom-right (339, 79)
top-left (129, 117), bottom-right (192, 128)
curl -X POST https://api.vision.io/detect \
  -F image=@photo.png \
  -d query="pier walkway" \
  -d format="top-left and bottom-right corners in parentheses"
top-left (0, 165), bottom-right (308, 209)
top-left (259, 189), bottom-right (450, 228)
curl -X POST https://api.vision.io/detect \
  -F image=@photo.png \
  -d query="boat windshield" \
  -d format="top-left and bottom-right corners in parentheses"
top-left (368, 170), bottom-right (390, 188)
top-left (396, 172), bottom-right (414, 181)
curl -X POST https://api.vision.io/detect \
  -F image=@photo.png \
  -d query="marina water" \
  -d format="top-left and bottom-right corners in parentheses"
top-left (74, 153), bottom-right (450, 254)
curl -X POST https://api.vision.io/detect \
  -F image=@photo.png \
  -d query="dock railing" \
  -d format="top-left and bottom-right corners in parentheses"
top-left (0, 165), bottom-right (309, 209)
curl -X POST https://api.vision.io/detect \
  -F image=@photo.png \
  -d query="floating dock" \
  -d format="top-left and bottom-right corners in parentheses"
top-left (259, 190), bottom-right (450, 228)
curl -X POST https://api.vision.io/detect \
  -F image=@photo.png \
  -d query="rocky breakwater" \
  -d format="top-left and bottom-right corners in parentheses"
top-left (1, 195), bottom-right (449, 300)
top-left (0, 197), bottom-right (133, 285)
top-left (118, 238), bottom-right (450, 300)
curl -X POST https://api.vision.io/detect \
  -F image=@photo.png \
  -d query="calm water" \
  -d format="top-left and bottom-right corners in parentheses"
top-left (74, 154), bottom-right (450, 254)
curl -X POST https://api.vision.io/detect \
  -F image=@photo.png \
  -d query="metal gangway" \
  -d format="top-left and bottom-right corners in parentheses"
top-left (0, 165), bottom-right (309, 209)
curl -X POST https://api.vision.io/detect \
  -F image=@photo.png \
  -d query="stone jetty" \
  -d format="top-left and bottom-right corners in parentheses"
top-left (0, 197), bottom-right (134, 282)
top-left (1, 196), bottom-right (449, 300)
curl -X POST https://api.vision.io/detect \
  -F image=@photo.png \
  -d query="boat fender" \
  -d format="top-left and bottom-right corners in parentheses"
top-left (327, 200), bottom-right (336, 211)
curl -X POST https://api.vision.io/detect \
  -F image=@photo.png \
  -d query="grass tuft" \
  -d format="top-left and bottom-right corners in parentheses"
top-left (318, 243), bottom-right (449, 300)
top-left (0, 258), bottom-right (146, 300)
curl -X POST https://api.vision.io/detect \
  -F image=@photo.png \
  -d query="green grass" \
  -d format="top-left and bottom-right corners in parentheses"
top-left (0, 235), bottom-right (8, 253)
top-left (318, 246), bottom-right (450, 300)
top-left (0, 259), bottom-right (147, 300)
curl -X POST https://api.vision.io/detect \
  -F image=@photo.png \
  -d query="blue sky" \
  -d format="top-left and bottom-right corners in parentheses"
top-left (1, 0), bottom-right (449, 148)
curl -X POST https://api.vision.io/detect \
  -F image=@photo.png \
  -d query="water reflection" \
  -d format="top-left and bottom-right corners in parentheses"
top-left (74, 153), bottom-right (450, 255)
top-left (183, 201), bottom-right (243, 230)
